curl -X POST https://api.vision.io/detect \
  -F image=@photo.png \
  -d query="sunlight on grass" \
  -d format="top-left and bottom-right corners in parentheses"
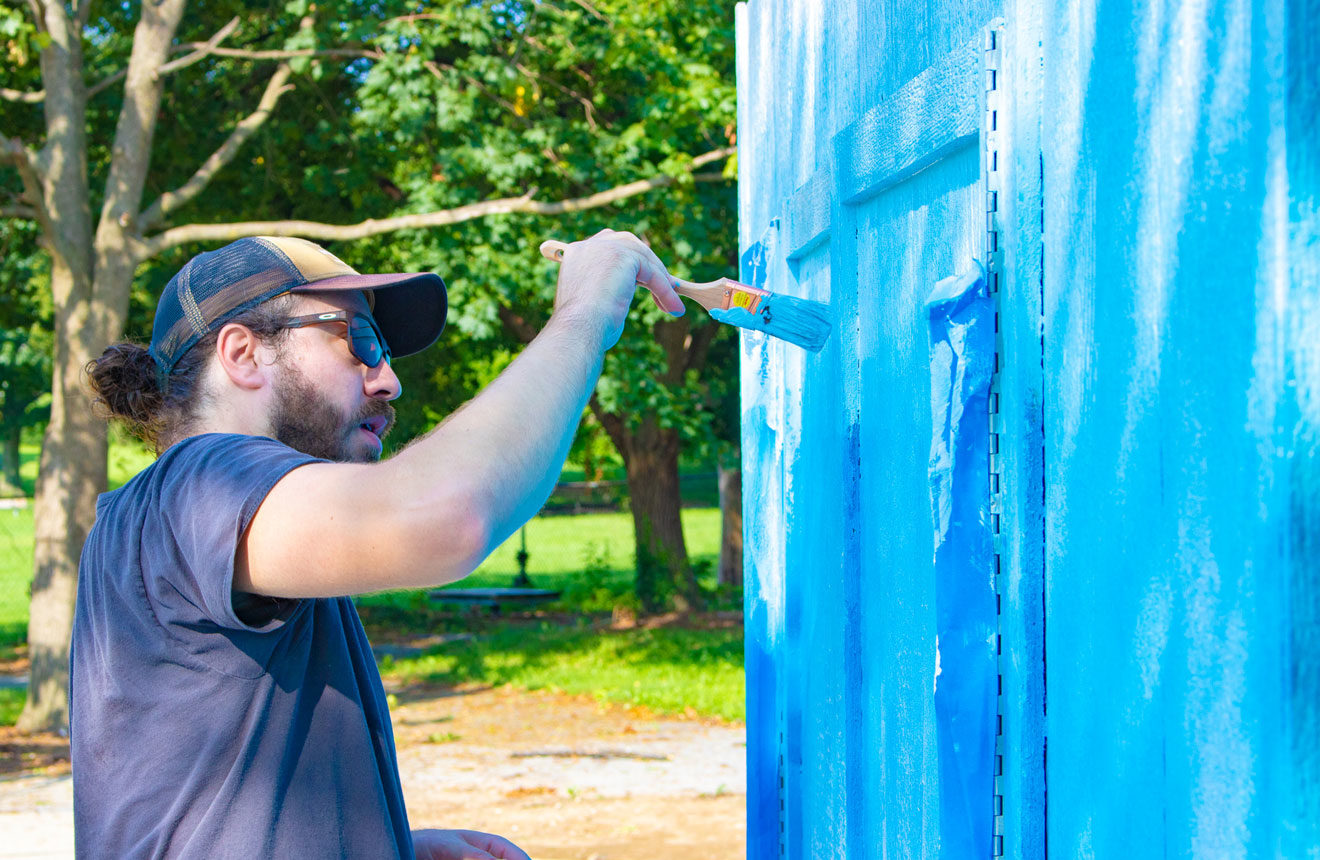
top-left (380, 624), bottom-right (745, 723)
top-left (0, 506), bottom-right (34, 648)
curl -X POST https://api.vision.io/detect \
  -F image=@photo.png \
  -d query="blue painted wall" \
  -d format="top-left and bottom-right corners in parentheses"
top-left (736, 0), bottom-right (1315, 857)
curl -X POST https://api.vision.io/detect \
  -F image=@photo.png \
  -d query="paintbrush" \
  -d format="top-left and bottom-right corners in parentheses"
top-left (539, 239), bottom-right (832, 352)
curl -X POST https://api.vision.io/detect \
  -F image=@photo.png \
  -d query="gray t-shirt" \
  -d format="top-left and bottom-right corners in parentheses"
top-left (70, 433), bottom-right (413, 859)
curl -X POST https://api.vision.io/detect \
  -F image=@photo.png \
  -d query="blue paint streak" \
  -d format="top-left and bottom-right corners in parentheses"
top-left (926, 263), bottom-right (997, 859)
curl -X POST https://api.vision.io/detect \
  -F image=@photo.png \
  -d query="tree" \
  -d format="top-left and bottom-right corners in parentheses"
top-left (0, 0), bottom-right (735, 732)
top-left (354, 2), bottom-right (739, 612)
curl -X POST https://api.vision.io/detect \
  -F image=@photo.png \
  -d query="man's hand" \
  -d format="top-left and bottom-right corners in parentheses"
top-left (552, 229), bottom-right (685, 351)
top-left (412, 828), bottom-right (532, 860)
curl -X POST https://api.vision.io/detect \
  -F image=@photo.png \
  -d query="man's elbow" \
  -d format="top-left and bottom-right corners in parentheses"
top-left (408, 501), bottom-right (495, 587)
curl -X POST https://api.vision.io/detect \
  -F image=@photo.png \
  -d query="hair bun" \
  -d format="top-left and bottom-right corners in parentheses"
top-left (86, 343), bottom-right (162, 428)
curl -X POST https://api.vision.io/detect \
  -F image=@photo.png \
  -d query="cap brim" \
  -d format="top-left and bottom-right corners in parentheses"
top-left (292, 271), bottom-right (447, 358)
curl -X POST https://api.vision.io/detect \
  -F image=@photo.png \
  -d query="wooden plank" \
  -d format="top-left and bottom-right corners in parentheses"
top-left (834, 37), bottom-right (981, 204)
top-left (786, 167), bottom-right (832, 260)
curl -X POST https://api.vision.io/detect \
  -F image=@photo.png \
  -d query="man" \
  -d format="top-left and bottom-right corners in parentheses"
top-left (74, 231), bottom-right (684, 859)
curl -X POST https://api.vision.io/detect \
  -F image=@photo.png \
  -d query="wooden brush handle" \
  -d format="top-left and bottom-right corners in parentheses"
top-left (538, 239), bottom-right (766, 313)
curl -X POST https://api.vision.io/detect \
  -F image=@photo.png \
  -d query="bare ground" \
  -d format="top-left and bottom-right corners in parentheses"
top-left (0, 656), bottom-right (745, 860)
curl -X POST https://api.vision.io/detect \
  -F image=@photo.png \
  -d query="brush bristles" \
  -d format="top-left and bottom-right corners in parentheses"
top-left (709, 293), bottom-right (832, 352)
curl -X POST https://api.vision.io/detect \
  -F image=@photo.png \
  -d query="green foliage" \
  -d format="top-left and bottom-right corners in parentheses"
top-left (0, 0), bottom-right (740, 615)
top-left (379, 622), bottom-right (745, 722)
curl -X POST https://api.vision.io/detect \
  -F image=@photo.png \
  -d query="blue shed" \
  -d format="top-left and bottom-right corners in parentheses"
top-left (734, 0), bottom-right (1317, 856)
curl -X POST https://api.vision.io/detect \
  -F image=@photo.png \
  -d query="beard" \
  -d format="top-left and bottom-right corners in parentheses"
top-left (269, 362), bottom-right (395, 463)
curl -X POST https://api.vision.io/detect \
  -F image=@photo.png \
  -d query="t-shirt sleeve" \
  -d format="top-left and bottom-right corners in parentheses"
top-left (152, 434), bottom-right (322, 634)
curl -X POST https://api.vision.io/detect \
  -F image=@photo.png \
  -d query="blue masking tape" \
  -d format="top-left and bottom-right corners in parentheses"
top-left (926, 262), bottom-right (997, 859)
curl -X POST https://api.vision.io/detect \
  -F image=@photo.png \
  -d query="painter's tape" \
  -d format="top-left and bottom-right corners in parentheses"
top-left (926, 262), bottom-right (996, 859)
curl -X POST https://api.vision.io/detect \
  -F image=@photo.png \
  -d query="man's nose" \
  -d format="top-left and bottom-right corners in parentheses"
top-left (366, 359), bottom-right (402, 401)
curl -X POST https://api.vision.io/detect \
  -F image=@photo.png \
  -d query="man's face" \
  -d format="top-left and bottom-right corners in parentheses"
top-left (266, 292), bottom-right (401, 463)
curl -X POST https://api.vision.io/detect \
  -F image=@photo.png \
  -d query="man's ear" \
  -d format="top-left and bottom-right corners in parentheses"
top-left (214, 323), bottom-right (272, 391)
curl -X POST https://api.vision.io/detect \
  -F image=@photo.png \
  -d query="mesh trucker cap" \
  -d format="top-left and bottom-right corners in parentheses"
top-left (148, 236), bottom-right (447, 377)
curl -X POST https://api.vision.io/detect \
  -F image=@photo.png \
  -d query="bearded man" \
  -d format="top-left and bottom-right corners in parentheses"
top-left (75, 231), bottom-right (683, 859)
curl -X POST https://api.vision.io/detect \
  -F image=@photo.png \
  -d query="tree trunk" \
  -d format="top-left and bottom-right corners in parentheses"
top-left (18, 0), bottom-right (184, 733)
top-left (716, 460), bottom-right (742, 589)
top-left (18, 261), bottom-right (110, 733)
top-left (0, 426), bottom-right (22, 497)
top-left (619, 420), bottom-right (701, 614)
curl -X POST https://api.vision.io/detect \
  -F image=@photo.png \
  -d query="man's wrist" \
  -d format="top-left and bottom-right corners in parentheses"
top-left (543, 306), bottom-right (613, 355)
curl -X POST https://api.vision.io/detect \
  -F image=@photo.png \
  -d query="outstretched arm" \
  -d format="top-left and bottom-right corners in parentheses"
top-left (237, 230), bottom-right (682, 598)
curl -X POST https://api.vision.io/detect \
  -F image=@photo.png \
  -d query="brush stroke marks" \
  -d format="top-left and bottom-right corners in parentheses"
top-left (926, 263), bottom-right (997, 860)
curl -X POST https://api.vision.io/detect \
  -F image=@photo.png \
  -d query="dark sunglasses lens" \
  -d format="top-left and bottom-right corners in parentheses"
top-left (348, 316), bottom-right (388, 367)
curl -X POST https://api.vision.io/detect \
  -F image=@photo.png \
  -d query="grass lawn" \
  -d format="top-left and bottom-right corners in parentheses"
top-left (0, 505), bottom-right (33, 650)
top-left (379, 621), bottom-right (745, 722)
top-left (0, 436), bottom-right (745, 725)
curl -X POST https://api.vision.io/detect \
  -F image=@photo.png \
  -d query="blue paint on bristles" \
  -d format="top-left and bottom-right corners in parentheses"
top-left (538, 239), bottom-right (832, 352)
top-left (710, 293), bottom-right (832, 352)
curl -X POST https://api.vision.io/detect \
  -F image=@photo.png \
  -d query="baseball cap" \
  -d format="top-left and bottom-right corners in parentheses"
top-left (148, 236), bottom-right (447, 377)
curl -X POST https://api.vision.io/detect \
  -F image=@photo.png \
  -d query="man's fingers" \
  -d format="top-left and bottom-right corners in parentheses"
top-left (460, 830), bottom-right (531, 860)
top-left (637, 258), bottom-right (685, 316)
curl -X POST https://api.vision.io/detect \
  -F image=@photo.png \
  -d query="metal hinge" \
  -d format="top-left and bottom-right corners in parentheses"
top-left (983, 21), bottom-right (1007, 860)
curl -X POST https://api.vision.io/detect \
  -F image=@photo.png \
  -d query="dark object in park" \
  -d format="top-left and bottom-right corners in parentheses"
top-left (429, 587), bottom-right (562, 615)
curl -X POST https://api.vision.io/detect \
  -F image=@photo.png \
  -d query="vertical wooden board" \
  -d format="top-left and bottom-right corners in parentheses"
top-left (1286, 0), bottom-right (1320, 854)
top-left (856, 0), bottom-right (1002, 120)
top-left (847, 144), bottom-right (983, 858)
top-left (781, 245), bottom-right (853, 860)
top-left (736, 6), bottom-right (785, 859)
top-left (1041, 0), bottom-right (1291, 855)
top-left (990, 4), bottom-right (1047, 858)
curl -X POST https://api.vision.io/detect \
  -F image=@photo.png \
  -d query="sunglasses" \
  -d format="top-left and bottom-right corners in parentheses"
top-left (281, 310), bottom-right (392, 368)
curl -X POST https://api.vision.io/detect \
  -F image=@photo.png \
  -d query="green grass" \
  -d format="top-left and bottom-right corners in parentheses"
top-left (0, 687), bottom-right (24, 725)
top-left (0, 434), bottom-right (745, 725)
top-left (0, 505), bottom-right (34, 649)
top-left (0, 433), bottom-right (156, 649)
top-left (380, 622), bottom-right (745, 722)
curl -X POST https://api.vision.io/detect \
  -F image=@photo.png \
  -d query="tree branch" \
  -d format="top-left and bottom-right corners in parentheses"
top-left (0, 134), bottom-right (47, 210)
top-left (172, 45), bottom-right (380, 62)
top-left (682, 315), bottom-right (720, 375)
top-left (74, 0), bottom-right (94, 31)
top-left (1, 204), bottom-right (38, 220)
top-left (140, 146), bottom-right (737, 256)
top-left (16, 19), bottom-right (373, 107)
top-left (24, 0), bottom-right (45, 33)
top-left (513, 62), bottom-right (597, 130)
top-left (153, 16), bottom-right (242, 79)
top-left (139, 62), bottom-right (296, 230)
top-left (0, 88), bottom-right (45, 104)
top-left (425, 60), bottom-right (527, 126)
top-left (496, 303), bottom-right (541, 345)
top-left (588, 393), bottom-right (628, 462)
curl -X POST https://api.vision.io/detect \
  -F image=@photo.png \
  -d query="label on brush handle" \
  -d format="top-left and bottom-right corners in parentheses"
top-left (726, 288), bottom-right (764, 314)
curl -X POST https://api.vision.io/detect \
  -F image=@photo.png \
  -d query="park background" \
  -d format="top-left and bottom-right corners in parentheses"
top-left (1, 10), bottom-right (752, 857)
top-left (0, 0), bottom-right (749, 737)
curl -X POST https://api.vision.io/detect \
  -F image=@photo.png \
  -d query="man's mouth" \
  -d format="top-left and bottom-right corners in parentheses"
top-left (359, 415), bottom-right (390, 439)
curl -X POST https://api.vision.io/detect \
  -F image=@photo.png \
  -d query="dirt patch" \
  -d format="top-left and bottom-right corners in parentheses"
top-left (389, 682), bottom-right (746, 859)
top-left (0, 727), bottom-right (70, 778)
top-left (0, 682), bottom-right (745, 859)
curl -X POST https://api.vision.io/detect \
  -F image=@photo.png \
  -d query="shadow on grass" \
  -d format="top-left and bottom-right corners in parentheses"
top-left (0, 621), bottom-right (27, 653)
top-left (382, 621), bottom-right (744, 690)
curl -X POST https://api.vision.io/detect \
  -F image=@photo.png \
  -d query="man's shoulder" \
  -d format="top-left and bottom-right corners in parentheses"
top-left (100, 434), bottom-right (317, 510)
